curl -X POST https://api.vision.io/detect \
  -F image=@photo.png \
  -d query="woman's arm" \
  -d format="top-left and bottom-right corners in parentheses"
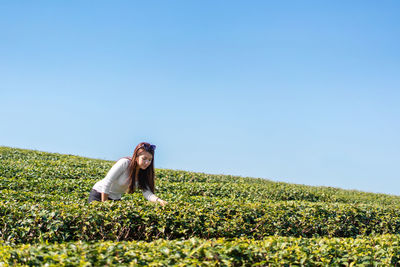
top-left (142, 186), bottom-right (168, 206)
top-left (142, 187), bottom-right (168, 206)
top-left (142, 188), bottom-right (159, 202)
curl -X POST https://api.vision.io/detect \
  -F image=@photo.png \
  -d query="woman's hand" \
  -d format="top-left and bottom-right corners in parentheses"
top-left (157, 198), bottom-right (168, 207)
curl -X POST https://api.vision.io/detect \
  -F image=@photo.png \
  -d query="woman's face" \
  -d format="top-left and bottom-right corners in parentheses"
top-left (137, 151), bottom-right (153, 170)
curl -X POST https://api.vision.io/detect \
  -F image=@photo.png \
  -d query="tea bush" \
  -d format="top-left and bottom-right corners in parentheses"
top-left (1, 235), bottom-right (400, 266)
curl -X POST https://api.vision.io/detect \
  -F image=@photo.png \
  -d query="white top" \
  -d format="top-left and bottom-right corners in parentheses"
top-left (92, 158), bottom-right (159, 201)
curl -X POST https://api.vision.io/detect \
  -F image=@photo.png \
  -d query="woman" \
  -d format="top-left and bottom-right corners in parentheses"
top-left (88, 142), bottom-right (168, 206)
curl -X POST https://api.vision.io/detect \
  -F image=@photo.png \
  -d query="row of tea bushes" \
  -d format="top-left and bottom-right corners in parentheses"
top-left (2, 196), bottom-right (400, 244)
top-left (0, 176), bottom-right (95, 195)
top-left (0, 186), bottom-right (271, 209)
top-left (1, 235), bottom-right (400, 266)
top-left (2, 146), bottom-right (400, 206)
top-left (2, 172), bottom-right (400, 208)
top-left (0, 188), bottom-right (85, 203)
top-left (0, 154), bottom-right (111, 181)
top-left (0, 147), bottom-right (255, 184)
top-left (158, 180), bottom-right (400, 206)
top-left (0, 146), bottom-right (246, 183)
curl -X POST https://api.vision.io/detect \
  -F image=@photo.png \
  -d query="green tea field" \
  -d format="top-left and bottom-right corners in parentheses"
top-left (1, 146), bottom-right (400, 266)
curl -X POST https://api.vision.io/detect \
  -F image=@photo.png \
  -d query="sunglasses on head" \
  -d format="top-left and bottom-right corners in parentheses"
top-left (140, 143), bottom-right (156, 151)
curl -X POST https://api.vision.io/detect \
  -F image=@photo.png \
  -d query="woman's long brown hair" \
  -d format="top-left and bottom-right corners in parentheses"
top-left (119, 142), bottom-right (156, 194)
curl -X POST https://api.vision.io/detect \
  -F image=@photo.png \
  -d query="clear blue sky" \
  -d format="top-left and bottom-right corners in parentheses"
top-left (1, 1), bottom-right (399, 195)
